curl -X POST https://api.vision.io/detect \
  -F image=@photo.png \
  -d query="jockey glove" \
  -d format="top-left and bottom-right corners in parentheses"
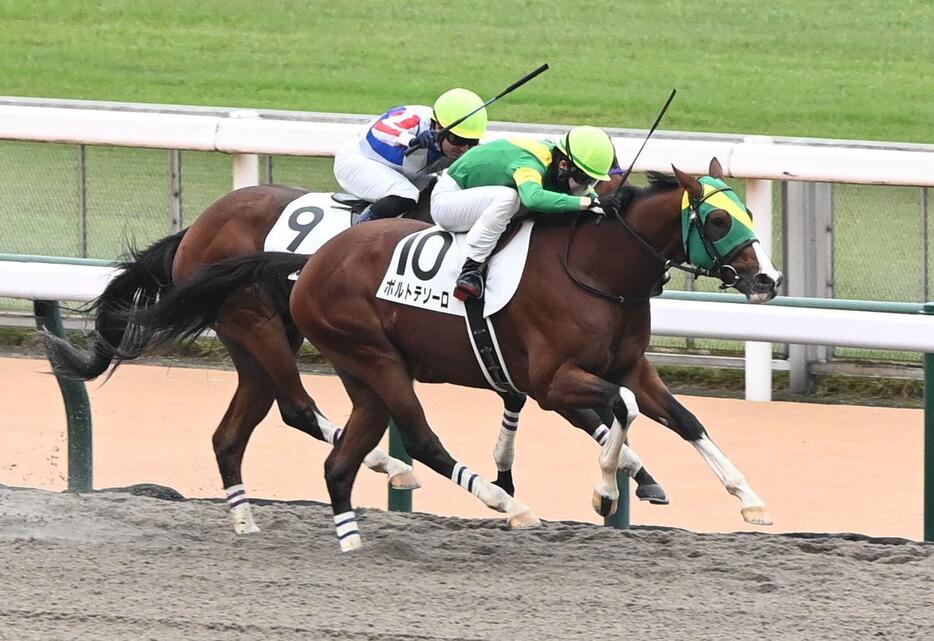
top-left (588, 195), bottom-right (607, 216)
top-left (407, 130), bottom-right (438, 151)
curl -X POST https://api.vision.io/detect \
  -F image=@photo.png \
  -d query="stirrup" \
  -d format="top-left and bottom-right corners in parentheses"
top-left (454, 273), bottom-right (485, 301)
top-left (331, 193), bottom-right (371, 212)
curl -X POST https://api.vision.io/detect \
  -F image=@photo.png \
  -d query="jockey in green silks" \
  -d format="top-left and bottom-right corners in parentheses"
top-left (431, 125), bottom-right (616, 301)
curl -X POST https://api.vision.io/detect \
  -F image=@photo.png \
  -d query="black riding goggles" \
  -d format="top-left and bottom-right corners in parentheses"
top-left (569, 166), bottom-right (597, 188)
top-left (443, 132), bottom-right (480, 148)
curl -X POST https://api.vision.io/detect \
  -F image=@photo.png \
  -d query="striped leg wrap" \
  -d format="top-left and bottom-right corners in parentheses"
top-left (451, 463), bottom-right (481, 496)
top-left (314, 412), bottom-right (341, 445)
top-left (225, 484), bottom-right (250, 510)
top-left (225, 484), bottom-right (259, 534)
top-left (501, 409), bottom-right (520, 432)
top-left (592, 424), bottom-right (610, 447)
top-left (334, 511), bottom-right (362, 552)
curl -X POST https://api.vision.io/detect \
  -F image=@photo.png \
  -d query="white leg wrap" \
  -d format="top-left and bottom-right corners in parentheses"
top-left (617, 443), bottom-right (644, 477)
top-left (314, 412), bottom-right (341, 445)
top-left (334, 510), bottom-right (363, 552)
top-left (493, 425), bottom-right (517, 472)
top-left (315, 412), bottom-right (414, 479)
top-left (451, 463), bottom-right (529, 515)
top-left (692, 436), bottom-right (764, 508)
top-left (596, 388), bottom-right (639, 501)
top-left (225, 484), bottom-right (260, 534)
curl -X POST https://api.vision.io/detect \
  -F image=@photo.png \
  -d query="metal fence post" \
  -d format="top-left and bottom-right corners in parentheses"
top-left (925, 302), bottom-right (934, 541)
top-left (387, 420), bottom-right (413, 512)
top-left (603, 470), bottom-right (630, 529)
top-left (34, 300), bottom-right (93, 492)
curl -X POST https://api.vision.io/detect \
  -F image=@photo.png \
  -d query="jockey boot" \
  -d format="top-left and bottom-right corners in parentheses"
top-left (351, 205), bottom-right (374, 225)
top-left (454, 258), bottom-right (486, 301)
top-left (351, 195), bottom-right (417, 225)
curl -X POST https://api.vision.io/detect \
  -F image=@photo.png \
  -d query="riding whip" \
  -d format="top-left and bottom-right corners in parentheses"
top-left (616, 88), bottom-right (677, 185)
top-left (405, 62), bottom-right (550, 156)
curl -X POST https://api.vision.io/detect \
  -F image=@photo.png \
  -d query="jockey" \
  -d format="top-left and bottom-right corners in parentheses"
top-left (334, 88), bottom-right (488, 224)
top-left (431, 125), bottom-right (616, 301)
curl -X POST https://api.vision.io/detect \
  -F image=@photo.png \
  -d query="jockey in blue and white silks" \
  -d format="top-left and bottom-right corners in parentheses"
top-left (333, 88), bottom-right (488, 224)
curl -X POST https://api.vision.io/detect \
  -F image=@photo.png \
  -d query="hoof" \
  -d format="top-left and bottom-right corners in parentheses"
top-left (635, 483), bottom-right (669, 505)
top-left (592, 490), bottom-right (618, 518)
top-left (507, 509), bottom-right (541, 529)
top-left (233, 522), bottom-right (261, 535)
top-left (339, 533), bottom-right (363, 552)
top-left (741, 505), bottom-right (773, 526)
top-left (389, 470), bottom-right (421, 491)
top-left (230, 506), bottom-right (261, 534)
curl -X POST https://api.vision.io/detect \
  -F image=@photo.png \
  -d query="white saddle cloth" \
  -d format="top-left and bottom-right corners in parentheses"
top-left (376, 221), bottom-right (534, 318)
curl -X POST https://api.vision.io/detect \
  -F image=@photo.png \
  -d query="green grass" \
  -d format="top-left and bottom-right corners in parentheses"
top-left (1, 0), bottom-right (932, 143)
top-left (1, 0), bottom-right (931, 369)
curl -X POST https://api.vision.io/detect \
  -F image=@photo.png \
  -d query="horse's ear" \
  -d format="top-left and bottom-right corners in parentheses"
top-left (709, 157), bottom-right (725, 179)
top-left (672, 164), bottom-right (703, 201)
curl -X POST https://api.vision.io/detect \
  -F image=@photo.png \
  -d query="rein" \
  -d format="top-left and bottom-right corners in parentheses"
top-left (561, 185), bottom-right (741, 305)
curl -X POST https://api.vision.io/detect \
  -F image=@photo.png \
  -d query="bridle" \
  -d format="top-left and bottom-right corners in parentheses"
top-left (561, 183), bottom-right (746, 305)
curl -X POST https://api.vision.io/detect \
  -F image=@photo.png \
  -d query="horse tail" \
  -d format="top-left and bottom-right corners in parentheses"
top-left (119, 251), bottom-right (309, 355)
top-left (43, 229), bottom-right (186, 380)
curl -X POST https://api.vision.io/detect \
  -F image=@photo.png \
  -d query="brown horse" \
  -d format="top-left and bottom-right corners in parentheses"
top-left (44, 187), bottom-right (420, 534)
top-left (45, 179), bottom-right (668, 534)
top-left (118, 159), bottom-right (782, 551)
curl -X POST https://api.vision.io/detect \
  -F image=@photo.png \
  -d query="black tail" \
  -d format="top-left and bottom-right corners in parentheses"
top-left (118, 251), bottom-right (309, 355)
top-left (43, 230), bottom-right (186, 380)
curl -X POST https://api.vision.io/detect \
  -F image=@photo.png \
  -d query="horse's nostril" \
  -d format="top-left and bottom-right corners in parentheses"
top-left (754, 273), bottom-right (775, 289)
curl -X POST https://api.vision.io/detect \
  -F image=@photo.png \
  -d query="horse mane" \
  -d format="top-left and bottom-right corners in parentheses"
top-left (602, 171), bottom-right (681, 217)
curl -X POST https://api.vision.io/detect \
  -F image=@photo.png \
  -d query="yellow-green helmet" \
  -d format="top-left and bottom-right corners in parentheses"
top-left (433, 88), bottom-right (488, 139)
top-left (556, 126), bottom-right (615, 181)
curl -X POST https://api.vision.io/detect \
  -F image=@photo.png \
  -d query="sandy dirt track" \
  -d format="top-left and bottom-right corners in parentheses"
top-left (0, 357), bottom-right (924, 539)
top-left (1, 485), bottom-right (932, 641)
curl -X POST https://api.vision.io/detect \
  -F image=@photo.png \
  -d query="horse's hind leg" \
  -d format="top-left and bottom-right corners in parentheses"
top-left (216, 292), bottom-right (419, 489)
top-left (627, 358), bottom-right (771, 526)
top-left (324, 351), bottom-right (540, 549)
top-left (322, 372), bottom-right (394, 552)
top-left (280, 323), bottom-right (419, 489)
top-left (213, 337), bottom-right (276, 534)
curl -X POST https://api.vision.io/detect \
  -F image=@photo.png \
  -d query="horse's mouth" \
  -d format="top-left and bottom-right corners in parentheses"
top-left (734, 269), bottom-right (782, 304)
top-left (746, 290), bottom-right (776, 304)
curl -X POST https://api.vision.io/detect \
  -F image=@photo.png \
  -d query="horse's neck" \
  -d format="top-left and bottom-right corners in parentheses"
top-left (577, 189), bottom-right (684, 297)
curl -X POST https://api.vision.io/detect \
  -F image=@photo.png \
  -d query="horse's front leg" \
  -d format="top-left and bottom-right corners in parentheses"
top-left (531, 362), bottom-right (639, 518)
top-left (628, 359), bottom-right (772, 526)
top-left (563, 407), bottom-right (669, 505)
top-left (491, 393), bottom-right (526, 496)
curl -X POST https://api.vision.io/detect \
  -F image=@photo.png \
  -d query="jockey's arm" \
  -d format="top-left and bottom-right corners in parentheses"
top-left (370, 107), bottom-right (424, 148)
top-left (513, 168), bottom-right (589, 213)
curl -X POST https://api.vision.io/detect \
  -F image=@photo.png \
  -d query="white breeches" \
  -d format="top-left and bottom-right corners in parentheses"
top-left (430, 172), bottom-right (521, 263)
top-left (333, 147), bottom-right (428, 202)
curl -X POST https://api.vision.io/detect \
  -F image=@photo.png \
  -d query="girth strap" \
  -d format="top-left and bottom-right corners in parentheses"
top-left (463, 298), bottom-right (522, 395)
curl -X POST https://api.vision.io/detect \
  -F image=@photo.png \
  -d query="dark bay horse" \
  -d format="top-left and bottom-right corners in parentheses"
top-left (44, 186), bottom-right (420, 534)
top-left (45, 178), bottom-right (667, 534)
top-left (119, 159), bottom-right (782, 551)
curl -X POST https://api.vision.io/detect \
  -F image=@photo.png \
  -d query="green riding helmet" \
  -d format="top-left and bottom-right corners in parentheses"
top-left (556, 125), bottom-right (615, 181)
top-left (433, 88), bottom-right (488, 140)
